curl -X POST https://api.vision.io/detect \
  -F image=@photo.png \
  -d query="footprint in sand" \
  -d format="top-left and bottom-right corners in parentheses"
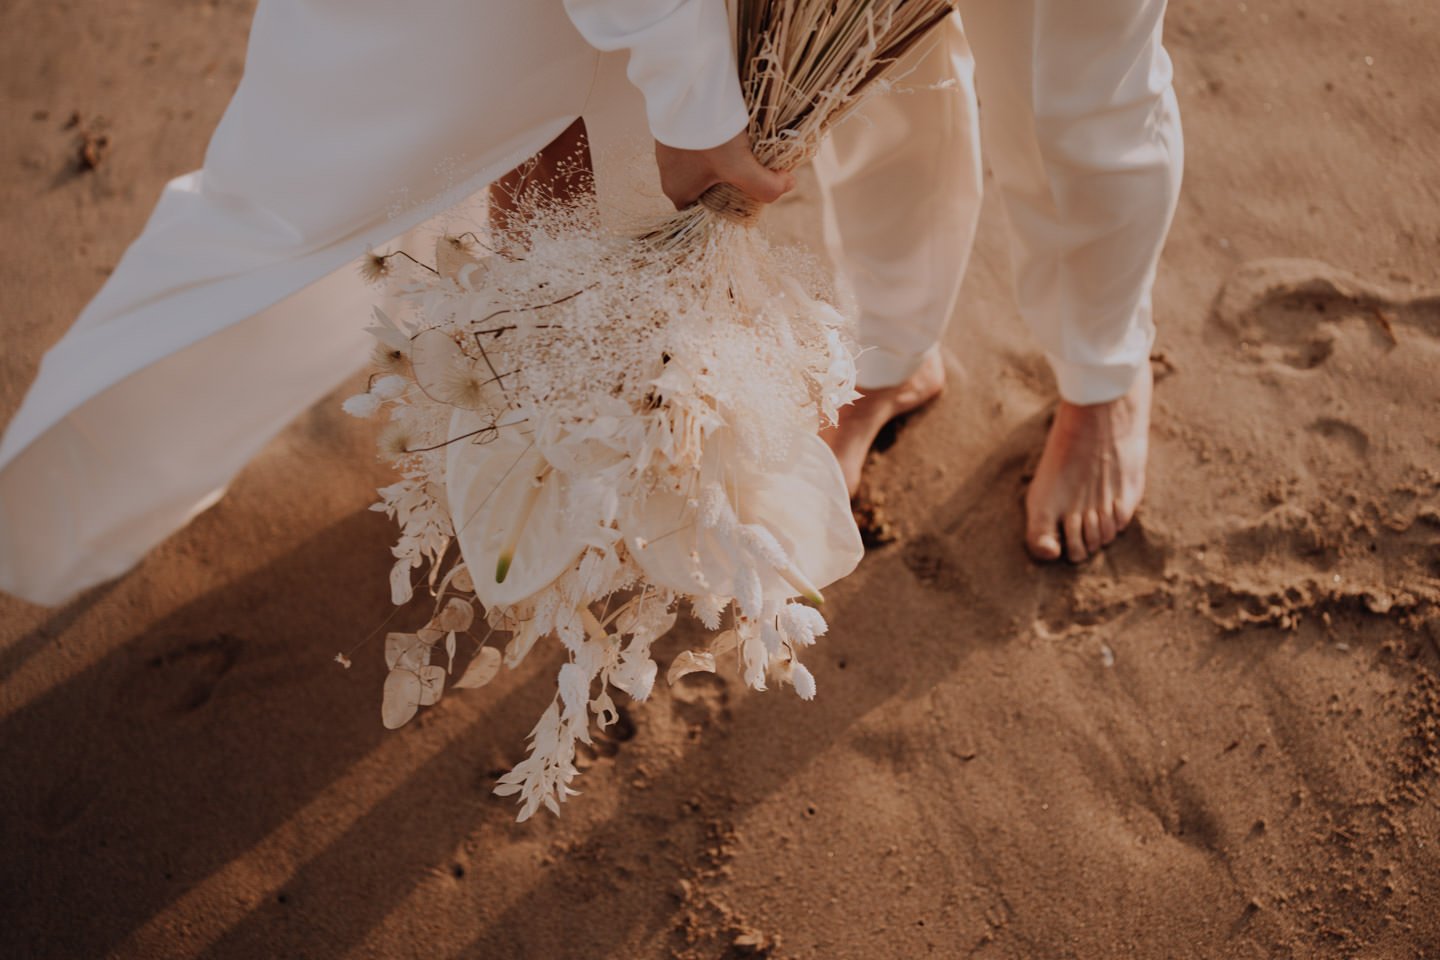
top-left (576, 701), bottom-right (637, 769)
top-left (1306, 416), bottom-right (1371, 459)
top-left (36, 766), bottom-right (107, 835)
top-left (1211, 257), bottom-right (1440, 372)
top-left (1221, 502), bottom-right (1335, 568)
top-left (669, 673), bottom-right (732, 737)
top-left (118, 634), bottom-right (243, 716)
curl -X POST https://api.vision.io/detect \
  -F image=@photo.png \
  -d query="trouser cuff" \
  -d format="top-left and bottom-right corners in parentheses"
top-left (855, 344), bottom-right (937, 391)
top-left (1048, 354), bottom-right (1148, 405)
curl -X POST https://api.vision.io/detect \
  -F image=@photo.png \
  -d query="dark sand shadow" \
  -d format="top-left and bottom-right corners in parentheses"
top-left (0, 509), bottom-right (399, 958)
top-left (3, 411), bottom-right (1082, 960)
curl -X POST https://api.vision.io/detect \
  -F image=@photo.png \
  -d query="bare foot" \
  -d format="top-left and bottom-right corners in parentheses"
top-left (821, 350), bottom-right (947, 496)
top-left (1025, 362), bottom-right (1153, 563)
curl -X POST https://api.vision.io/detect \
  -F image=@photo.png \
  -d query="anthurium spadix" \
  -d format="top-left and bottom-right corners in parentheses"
top-left (445, 410), bottom-right (591, 608)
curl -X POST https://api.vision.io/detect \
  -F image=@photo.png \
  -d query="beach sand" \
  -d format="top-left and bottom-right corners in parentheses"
top-left (2, 0), bottom-right (1438, 956)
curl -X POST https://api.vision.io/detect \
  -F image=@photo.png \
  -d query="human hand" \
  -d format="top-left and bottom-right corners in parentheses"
top-left (654, 130), bottom-right (795, 210)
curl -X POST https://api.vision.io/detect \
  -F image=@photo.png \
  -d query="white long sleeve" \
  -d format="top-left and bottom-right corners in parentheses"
top-left (563, 0), bottom-right (748, 149)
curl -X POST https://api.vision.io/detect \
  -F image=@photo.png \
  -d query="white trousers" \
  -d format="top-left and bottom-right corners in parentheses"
top-left (0, 0), bottom-right (1181, 606)
top-left (822, 2), bottom-right (1182, 398)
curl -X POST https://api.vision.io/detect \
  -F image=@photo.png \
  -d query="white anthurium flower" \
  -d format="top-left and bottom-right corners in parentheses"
top-left (532, 412), bottom-right (633, 481)
top-left (446, 409), bottom-right (593, 608)
top-left (622, 426), bottom-right (861, 608)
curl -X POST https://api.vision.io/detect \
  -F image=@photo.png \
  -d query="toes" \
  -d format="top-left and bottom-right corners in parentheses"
top-left (1082, 510), bottom-right (1103, 554)
top-left (1025, 500), bottom-right (1064, 561)
top-left (1098, 505), bottom-right (1118, 545)
top-left (1063, 513), bottom-right (1088, 563)
top-left (1114, 497), bottom-right (1138, 533)
top-left (1026, 517), bottom-right (1063, 561)
top-left (1029, 531), bottom-right (1063, 562)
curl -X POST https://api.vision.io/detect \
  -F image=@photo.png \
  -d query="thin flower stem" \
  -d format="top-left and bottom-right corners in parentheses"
top-left (447, 230), bottom-right (517, 262)
top-left (472, 285), bottom-right (593, 331)
top-left (451, 437), bottom-right (535, 540)
top-left (472, 341), bottom-right (510, 395)
top-left (401, 424), bottom-right (500, 454)
top-left (382, 249), bottom-right (440, 275)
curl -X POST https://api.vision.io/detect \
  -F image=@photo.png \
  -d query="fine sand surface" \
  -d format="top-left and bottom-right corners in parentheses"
top-left (2, 1), bottom-right (1439, 957)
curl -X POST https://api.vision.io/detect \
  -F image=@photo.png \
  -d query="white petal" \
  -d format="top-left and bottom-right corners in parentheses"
top-left (611, 655), bottom-right (658, 701)
top-left (432, 597), bottom-right (475, 633)
top-left (710, 629), bottom-right (739, 657)
top-left (411, 329), bottom-right (500, 411)
top-left (382, 669), bottom-right (422, 729)
top-left (621, 491), bottom-right (737, 597)
top-left (741, 629), bottom-right (768, 691)
top-left (790, 661), bottom-right (817, 700)
top-left (371, 374), bottom-right (410, 400)
top-left (779, 604), bottom-right (828, 646)
top-left (450, 565), bottom-right (475, 593)
top-left (620, 427), bottom-right (860, 604)
top-left (666, 650), bottom-right (716, 685)
top-left (416, 665), bottom-right (446, 706)
top-left (342, 393), bottom-right (382, 419)
top-left (592, 691), bottom-right (619, 727)
top-left (364, 306), bottom-right (411, 350)
top-left (436, 235), bottom-right (482, 281)
top-left (389, 559), bottom-right (414, 606)
top-left (447, 410), bottom-right (589, 607)
top-left (504, 618), bottom-right (545, 668)
top-left (385, 632), bottom-right (431, 672)
top-left (454, 646), bottom-right (502, 689)
top-left (732, 431), bottom-right (862, 596)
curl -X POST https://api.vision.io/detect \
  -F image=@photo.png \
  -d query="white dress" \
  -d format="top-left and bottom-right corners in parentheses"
top-left (0, 0), bottom-right (747, 605)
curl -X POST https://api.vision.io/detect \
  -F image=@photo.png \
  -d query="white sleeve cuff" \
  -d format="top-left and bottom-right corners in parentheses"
top-left (563, 0), bottom-right (750, 150)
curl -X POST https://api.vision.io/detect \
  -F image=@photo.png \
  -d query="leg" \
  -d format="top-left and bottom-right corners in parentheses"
top-left (814, 16), bottom-right (983, 494)
top-left (0, 0), bottom-right (603, 604)
top-left (489, 117), bottom-right (596, 241)
top-left (956, 0), bottom-right (1183, 561)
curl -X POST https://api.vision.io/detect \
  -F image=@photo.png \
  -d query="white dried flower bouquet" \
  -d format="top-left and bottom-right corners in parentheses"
top-left (344, 0), bottom-right (956, 820)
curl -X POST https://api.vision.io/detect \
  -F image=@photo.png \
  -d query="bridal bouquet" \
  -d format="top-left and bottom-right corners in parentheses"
top-left (344, 0), bottom-right (955, 820)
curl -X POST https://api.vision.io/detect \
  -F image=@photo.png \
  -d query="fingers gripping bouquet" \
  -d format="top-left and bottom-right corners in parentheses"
top-left (345, 0), bottom-right (956, 820)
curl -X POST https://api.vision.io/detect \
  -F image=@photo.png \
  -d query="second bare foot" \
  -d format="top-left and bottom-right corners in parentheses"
top-left (821, 349), bottom-right (946, 497)
top-left (1025, 362), bottom-right (1153, 563)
